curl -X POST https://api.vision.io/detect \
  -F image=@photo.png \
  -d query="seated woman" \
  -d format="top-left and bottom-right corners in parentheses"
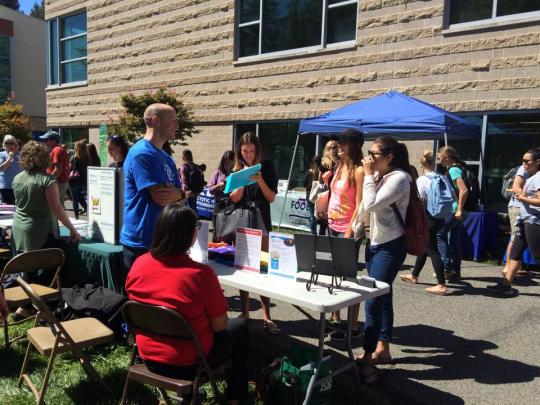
top-left (125, 205), bottom-right (248, 404)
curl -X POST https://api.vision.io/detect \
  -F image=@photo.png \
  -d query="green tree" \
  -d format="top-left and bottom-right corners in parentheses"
top-left (108, 88), bottom-right (199, 146)
top-left (0, 101), bottom-right (31, 145)
top-left (0, 0), bottom-right (19, 11)
top-left (29, 1), bottom-right (44, 19)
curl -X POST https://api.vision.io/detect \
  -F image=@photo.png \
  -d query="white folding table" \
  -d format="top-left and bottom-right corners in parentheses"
top-left (210, 261), bottom-right (390, 404)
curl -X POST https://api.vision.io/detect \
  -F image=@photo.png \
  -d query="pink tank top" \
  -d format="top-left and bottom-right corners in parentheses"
top-left (328, 171), bottom-right (356, 233)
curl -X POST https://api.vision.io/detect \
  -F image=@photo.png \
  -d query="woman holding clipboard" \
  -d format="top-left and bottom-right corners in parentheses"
top-left (229, 132), bottom-right (280, 335)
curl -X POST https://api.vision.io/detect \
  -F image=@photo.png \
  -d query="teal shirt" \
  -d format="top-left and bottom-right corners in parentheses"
top-left (448, 166), bottom-right (463, 213)
top-left (12, 171), bottom-right (59, 252)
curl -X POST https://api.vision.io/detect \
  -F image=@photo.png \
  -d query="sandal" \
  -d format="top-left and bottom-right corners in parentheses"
top-left (371, 352), bottom-right (393, 365)
top-left (425, 286), bottom-right (447, 296)
top-left (356, 362), bottom-right (380, 386)
top-left (399, 274), bottom-right (417, 284)
top-left (263, 320), bottom-right (281, 336)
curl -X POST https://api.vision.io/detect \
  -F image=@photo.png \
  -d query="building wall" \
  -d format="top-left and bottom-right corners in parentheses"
top-left (45, 0), bottom-right (540, 168)
top-left (0, 6), bottom-right (47, 130)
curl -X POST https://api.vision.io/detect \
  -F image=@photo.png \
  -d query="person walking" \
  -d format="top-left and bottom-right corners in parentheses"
top-left (0, 135), bottom-right (22, 204)
top-left (354, 136), bottom-right (412, 384)
top-left (437, 146), bottom-right (469, 281)
top-left (179, 149), bottom-right (205, 210)
top-left (120, 103), bottom-right (185, 272)
top-left (229, 132), bottom-right (280, 335)
top-left (400, 150), bottom-right (453, 295)
top-left (488, 148), bottom-right (540, 295)
top-left (40, 131), bottom-right (69, 207)
top-left (86, 142), bottom-right (101, 167)
top-left (68, 140), bottom-right (89, 219)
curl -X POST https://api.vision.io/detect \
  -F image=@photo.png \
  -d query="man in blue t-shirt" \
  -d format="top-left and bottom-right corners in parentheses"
top-left (120, 103), bottom-right (185, 270)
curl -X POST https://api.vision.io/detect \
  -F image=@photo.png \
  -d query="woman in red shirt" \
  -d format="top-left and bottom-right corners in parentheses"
top-left (126, 205), bottom-right (248, 403)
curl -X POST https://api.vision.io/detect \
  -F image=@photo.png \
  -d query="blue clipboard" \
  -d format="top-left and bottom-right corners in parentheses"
top-left (224, 163), bottom-right (262, 194)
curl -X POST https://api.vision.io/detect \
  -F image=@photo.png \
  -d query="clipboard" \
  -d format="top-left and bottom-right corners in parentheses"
top-left (224, 163), bottom-right (262, 194)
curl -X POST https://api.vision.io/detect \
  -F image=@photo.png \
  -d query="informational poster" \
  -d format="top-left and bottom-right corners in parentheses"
top-left (271, 191), bottom-right (311, 232)
top-left (190, 221), bottom-right (209, 263)
top-left (98, 124), bottom-right (108, 167)
top-left (195, 187), bottom-right (215, 219)
top-left (268, 232), bottom-right (298, 280)
top-left (87, 167), bottom-right (118, 244)
top-left (234, 227), bottom-right (262, 273)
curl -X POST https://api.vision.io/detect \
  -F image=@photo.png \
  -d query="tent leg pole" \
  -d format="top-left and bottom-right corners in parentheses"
top-left (444, 131), bottom-right (448, 146)
top-left (278, 134), bottom-right (300, 231)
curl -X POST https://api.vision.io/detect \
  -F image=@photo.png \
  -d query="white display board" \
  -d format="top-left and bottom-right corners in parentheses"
top-left (87, 167), bottom-right (118, 244)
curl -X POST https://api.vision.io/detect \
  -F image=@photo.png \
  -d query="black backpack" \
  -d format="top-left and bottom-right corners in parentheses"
top-left (185, 163), bottom-right (205, 194)
top-left (501, 166), bottom-right (520, 201)
top-left (447, 163), bottom-right (480, 212)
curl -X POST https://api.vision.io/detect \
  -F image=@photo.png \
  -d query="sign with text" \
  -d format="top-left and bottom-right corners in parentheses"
top-left (87, 167), bottom-right (118, 244)
top-left (268, 232), bottom-right (298, 280)
top-left (234, 227), bottom-right (262, 272)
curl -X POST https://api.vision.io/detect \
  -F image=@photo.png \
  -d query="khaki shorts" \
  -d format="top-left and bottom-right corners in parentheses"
top-left (57, 181), bottom-right (69, 208)
top-left (508, 206), bottom-right (521, 241)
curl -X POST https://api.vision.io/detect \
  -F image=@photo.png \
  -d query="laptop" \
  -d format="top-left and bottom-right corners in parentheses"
top-left (293, 234), bottom-right (358, 279)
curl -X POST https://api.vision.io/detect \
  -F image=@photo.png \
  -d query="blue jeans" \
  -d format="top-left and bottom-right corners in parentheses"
top-left (437, 214), bottom-right (463, 276)
top-left (363, 235), bottom-right (407, 353)
top-left (307, 201), bottom-right (317, 234)
top-left (69, 184), bottom-right (87, 219)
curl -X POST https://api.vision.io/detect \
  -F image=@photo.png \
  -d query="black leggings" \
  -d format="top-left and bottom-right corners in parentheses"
top-left (145, 318), bottom-right (249, 401)
top-left (412, 216), bottom-right (446, 285)
top-left (509, 222), bottom-right (540, 261)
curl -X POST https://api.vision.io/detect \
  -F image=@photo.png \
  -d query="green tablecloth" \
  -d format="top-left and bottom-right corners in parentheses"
top-left (61, 238), bottom-right (125, 294)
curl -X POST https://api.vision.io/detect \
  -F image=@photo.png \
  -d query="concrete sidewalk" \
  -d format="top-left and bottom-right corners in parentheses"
top-left (223, 248), bottom-right (540, 404)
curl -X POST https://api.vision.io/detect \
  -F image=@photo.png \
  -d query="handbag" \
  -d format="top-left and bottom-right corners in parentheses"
top-left (214, 200), bottom-right (268, 244)
top-left (309, 181), bottom-right (327, 204)
top-left (69, 170), bottom-right (81, 180)
top-left (314, 190), bottom-right (330, 220)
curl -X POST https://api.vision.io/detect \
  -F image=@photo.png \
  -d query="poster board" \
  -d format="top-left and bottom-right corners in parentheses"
top-left (87, 167), bottom-right (118, 244)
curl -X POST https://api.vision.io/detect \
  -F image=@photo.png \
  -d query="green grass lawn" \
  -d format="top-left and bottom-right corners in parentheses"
top-left (0, 319), bottom-right (389, 405)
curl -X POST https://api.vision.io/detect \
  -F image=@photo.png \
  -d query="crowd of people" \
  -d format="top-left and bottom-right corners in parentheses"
top-left (1, 101), bottom-right (539, 401)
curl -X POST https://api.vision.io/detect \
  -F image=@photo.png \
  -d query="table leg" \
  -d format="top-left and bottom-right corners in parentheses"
top-left (303, 313), bottom-right (326, 405)
top-left (346, 305), bottom-right (361, 389)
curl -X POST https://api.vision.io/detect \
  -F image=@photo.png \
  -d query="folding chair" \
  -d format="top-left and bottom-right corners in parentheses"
top-left (16, 277), bottom-right (115, 405)
top-left (120, 300), bottom-right (227, 405)
top-left (1, 248), bottom-right (64, 347)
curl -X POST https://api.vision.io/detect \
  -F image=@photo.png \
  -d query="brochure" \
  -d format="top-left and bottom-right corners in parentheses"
top-left (234, 227), bottom-right (262, 272)
top-left (268, 232), bottom-right (298, 280)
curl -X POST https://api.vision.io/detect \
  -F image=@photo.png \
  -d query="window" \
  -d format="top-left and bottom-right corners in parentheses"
top-left (0, 35), bottom-right (10, 102)
top-left (61, 127), bottom-right (89, 150)
top-left (48, 11), bottom-right (87, 85)
top-left (448, 0), bottom-right (540, 26)
top-left (238, 0), bottom-right (358, 58)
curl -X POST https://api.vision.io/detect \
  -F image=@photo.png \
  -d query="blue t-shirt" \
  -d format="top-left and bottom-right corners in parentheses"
top-left (508, 166), bottom-right (529, 209)
top-left (448, 166), bottom-right (463, 213)
top-left (519, 172), bottom-right (540, 226)
top-left (120, 139), bottom-right (180, 249)
top-left (0, 151), bottom-right (22, 189)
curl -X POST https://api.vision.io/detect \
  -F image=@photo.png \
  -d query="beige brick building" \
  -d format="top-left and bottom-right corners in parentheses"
top-left (45, 0), bottom-right (540, 210)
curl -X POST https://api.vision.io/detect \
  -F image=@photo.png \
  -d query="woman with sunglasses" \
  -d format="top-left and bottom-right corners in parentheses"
top-left (107, 135), bottom-right (130, 168)
top-left (488, 148), bottom-right (540, 295)
top-left (126, 205), bottom-right (249, 404)
top-left (353, 136), bottom-right (412, 384)
top-left (0, 135), bottom-right (22, 205)
top-left (325, 129), bottom-right (365, 340)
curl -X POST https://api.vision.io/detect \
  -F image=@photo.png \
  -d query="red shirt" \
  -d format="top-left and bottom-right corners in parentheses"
top-left (125, 253), bottom-right (228, 366)
top-left (47, 145), bottom-right (69, 183)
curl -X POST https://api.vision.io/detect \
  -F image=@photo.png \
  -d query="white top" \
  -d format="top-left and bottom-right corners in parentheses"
top-left (210, 261), bottom-right (389, 313)
top-left (357, 169), bottom-right (411, 246)
top-left (519, 171), bottom-right (540, 225)
top-left (508, 166), bottom-right (529, 209)
top-left (416, 174), bottom-right (431, 201)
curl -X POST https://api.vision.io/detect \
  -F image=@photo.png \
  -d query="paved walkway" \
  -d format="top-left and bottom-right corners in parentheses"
top-left (222, 248), bottom-right (540, 404)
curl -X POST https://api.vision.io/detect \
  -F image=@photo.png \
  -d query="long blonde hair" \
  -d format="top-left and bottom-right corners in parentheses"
top-left (321, 140), bottom-right (338, 171)
top-left (420, 149), bottom-right (435, 171)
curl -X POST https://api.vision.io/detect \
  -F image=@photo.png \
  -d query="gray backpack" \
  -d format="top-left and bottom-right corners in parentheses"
top-left (501, 166), bottom-right (520, 201)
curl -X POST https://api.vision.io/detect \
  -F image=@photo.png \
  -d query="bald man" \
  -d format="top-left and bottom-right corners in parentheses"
top-left (120, 103), bottom-right (185, 270)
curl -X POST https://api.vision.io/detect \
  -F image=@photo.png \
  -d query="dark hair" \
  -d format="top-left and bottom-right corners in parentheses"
top-left (309, 155), bottom-right (322, 180)
top-left (218, 150), bottom-right (235, 174)
top-left (150, 205), bottom-right (198, 258)
top-left (86, 143), bottom-right (101, 166)
top-left (108, 135), bottom-right (129, 159)
top-left (373, 136), bottom-right (412, 176)
top-left (526, 148), bottom-right (540, 162)
top-left (338, 128), bottom-right (364, 185)
top-left (183, 149), bottom-right (193, 162)
top-left (234, 131), bottom-right (261, 171)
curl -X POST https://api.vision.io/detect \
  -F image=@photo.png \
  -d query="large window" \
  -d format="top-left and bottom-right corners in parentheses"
top-left (238, 0), bottom-right (358, 58)
top-left (48, 11), bottom-right (87, 85)
top-left (448, 0), bottom-right (540, 26)
top-left (234, 122), bottom-right (317, 189)
top-left (0, 35), bottom-right (11, 102)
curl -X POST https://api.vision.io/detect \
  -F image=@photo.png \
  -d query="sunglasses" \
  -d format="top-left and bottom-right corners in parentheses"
top-left (368, 151), bottom-right (386, 158)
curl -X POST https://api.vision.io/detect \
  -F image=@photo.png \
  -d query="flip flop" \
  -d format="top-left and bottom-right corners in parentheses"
top-left (399, 274), bottom-right (417, 284)
top-left (425, 286), bottom-right (447, 296)
top-left (263, 320), bottom-right (281, 336)
top-left (371, 352), bottom-right (393, 365)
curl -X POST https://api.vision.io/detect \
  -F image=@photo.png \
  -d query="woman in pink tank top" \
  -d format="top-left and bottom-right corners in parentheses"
top-left (325, 129), bottom-right (365, 339)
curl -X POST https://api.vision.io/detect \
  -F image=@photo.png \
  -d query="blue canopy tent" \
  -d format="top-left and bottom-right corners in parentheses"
top-left (278, 91), bottom-right (481, 228)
